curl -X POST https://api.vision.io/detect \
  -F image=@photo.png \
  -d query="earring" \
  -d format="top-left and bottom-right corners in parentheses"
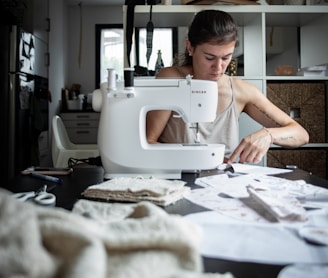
top-left (189, 52), bottom-right (192, 56)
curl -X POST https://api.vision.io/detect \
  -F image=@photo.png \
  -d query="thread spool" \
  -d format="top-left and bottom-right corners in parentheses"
top-left (124, 68), bottom-right (134, 88)
top-left (107, 68), bottom-right (117, 90)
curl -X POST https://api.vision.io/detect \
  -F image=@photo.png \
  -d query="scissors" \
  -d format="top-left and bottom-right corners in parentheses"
top-left (13, 184), bottom-right (56, 206)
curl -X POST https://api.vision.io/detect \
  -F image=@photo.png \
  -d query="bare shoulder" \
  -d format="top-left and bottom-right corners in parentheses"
top-left (157, 66), bottom-right (190, 78)
top-left (232, 77), bottom-right (265, 101)
top-left (231, 77), bottom-right (272, 114)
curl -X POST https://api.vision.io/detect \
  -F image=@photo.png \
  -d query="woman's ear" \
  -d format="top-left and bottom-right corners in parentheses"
top-left (185, 39), bottom-right (193, 55)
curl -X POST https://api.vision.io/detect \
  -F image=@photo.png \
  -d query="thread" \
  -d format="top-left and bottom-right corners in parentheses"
top-left (124, 68), bottom-right (134, 88)
top-left (107, 68), bottom-right (117, 90)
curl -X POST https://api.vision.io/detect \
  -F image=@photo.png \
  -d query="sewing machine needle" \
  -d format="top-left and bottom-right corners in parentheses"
top-left (195, 123), bottom-right (200, 144)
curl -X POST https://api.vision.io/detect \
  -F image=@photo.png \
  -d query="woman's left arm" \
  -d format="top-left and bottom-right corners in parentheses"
top-left (227, 80), bottom-right (309, 164)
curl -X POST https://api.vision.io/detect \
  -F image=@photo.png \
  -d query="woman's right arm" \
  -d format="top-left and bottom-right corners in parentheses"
top-left (146, 67), bottom-right (181, 144)
top-left (146, 110), bottom-right (172, 144)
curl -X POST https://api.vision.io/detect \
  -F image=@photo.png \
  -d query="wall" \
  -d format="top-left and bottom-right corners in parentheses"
top-left (47, 2), bottom-right (123, 166)
top-left (67, 5), bottom-right (123, 94)
top-left (48, 0), bottom-right (68, 161)
top-left (266, 27), bottom-right (299, 75)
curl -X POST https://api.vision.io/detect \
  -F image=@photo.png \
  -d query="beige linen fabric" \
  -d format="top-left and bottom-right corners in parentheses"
top-left (81, 177), bottom-right (190, 206)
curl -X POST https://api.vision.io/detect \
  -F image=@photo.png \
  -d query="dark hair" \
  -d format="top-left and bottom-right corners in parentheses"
top-left (176, 10), bottom-right (239, 66)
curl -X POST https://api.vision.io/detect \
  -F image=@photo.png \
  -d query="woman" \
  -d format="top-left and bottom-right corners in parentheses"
top-left (146, 9), bottom-right (309, 164)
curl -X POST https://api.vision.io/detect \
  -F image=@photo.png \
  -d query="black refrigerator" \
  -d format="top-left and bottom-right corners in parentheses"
top-left (0, 24), bottom-right (49, 184)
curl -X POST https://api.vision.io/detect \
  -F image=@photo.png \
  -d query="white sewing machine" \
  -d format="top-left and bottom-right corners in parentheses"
top-left (92, 71), bottom-right (225, 179)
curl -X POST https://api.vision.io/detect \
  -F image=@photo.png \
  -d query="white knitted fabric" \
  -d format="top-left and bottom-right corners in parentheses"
top-left (0, 188), bottom-right (233, 278)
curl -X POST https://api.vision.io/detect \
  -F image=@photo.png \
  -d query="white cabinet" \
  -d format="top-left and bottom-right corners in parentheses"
top-left (123, 5), bottom-right (328, 175)
top-left (60, 112), bottom-right (100, 144)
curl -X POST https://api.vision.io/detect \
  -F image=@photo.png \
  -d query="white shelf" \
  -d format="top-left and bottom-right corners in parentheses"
top-left (270, 143), bottom-right (328, 149)
top-left (134, 5), bottom-right (328, 13)
top-left (125, 5), bottom-right (328, 74)
top-left (123, 5), bottom-right (328, 158)
top-left (265, 76), bottom-right (328, 81)
top-left (131, 5), bottom-right (328, 27)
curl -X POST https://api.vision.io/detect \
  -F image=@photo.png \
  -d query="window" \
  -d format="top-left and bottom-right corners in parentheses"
top-left (96, 25), bottom-right (178, 87)
top-left (95, 24), bottom-right (124, 88)
top-left (135, 27), bottom-right (178, 73)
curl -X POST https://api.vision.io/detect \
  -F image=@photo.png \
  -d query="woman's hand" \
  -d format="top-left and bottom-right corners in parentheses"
top-left (227, 128), bottom-right (273, 164)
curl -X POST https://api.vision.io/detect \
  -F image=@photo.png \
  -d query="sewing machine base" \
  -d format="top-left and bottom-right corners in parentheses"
top-left (101, 143), bottom-right (225, 180)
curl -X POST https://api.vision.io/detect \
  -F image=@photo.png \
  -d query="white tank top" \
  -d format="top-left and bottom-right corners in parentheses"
top-left (158, 77), bottom-right (240, 156)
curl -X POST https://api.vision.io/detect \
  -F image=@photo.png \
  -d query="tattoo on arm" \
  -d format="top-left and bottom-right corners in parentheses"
top-left (252, 103), bottom-right (281, 127)
top-left (279, 136), bottom-right (294, 142)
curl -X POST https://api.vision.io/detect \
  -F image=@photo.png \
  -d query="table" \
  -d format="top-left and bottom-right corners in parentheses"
top-left (4, 167), bottom-right (328, 278)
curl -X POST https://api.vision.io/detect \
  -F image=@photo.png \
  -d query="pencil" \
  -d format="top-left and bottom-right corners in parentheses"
top-left (30, 172), bottom-right (63, 184)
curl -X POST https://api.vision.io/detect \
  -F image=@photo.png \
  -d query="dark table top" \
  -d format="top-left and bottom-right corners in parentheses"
top-left (4, 167), bottom-right (328, 278)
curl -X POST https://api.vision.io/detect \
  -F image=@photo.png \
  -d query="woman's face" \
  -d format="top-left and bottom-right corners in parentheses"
top-left (186, 40), bottom-right (236, 81)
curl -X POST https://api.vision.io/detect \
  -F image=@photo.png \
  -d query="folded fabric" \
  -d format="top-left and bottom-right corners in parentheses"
top-left (82, 176), bottom-right (190, 206)
top-left (0, 188), bottom-right (233, 278)
top-left (246, 185), bottom-right (307, 222)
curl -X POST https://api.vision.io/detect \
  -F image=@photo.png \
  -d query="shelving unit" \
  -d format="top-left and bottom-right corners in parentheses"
top-left (123, 5), bottom-right (328, 176)
top-left (124, 5), bottom-right (328, 77)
